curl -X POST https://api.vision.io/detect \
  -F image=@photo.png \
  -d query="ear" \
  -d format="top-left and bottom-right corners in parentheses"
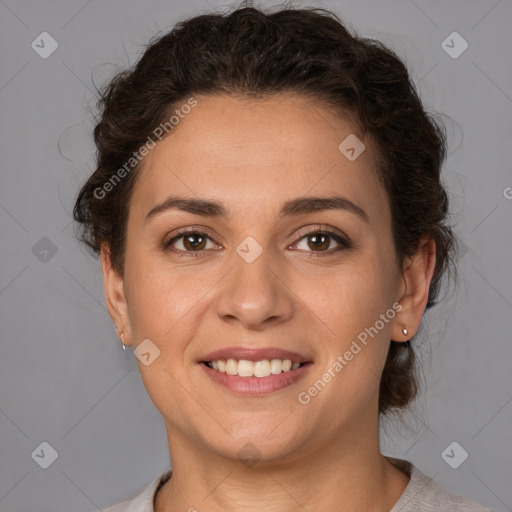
top-left (100, 242), bottom-right (132, 346)
top-left (391, 237), bottom-right (436, 342)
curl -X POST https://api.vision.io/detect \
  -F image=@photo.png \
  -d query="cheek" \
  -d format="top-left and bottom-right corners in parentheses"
top-left (319, 256), bottom-right (391, 315)
top-left (124, 250), bottom-right (216, 350)
top-left (307, 266), bottom-right (395, 413)
top-left (310, 254), bottom-right (397, 367)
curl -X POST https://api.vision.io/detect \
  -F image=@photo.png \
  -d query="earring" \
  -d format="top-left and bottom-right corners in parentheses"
top-left (402, 327), bottom-right (408, 337)
top-left (119, 328), bottom-right (126, 351)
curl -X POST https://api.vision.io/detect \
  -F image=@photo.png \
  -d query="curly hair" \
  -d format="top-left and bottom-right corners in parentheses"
top-left (73, 2), bottom-right (456, 417)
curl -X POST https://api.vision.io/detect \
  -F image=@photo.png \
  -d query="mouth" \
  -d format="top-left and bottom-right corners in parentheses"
top-left (201, 359), bottom-right (310, 377)
top-left (198, 346), bottom-right (313, 395)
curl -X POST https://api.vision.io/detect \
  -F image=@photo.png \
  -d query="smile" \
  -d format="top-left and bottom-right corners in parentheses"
top-left (200, 359), bottom-right (313, 395)
top-left (203, 358), bottom-right (306, 378)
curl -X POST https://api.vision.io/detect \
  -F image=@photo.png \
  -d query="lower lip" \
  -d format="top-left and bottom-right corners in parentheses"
top-left (200, 362), bottom-right (313, 395)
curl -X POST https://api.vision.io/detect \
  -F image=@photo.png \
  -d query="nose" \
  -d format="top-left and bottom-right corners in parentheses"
top-left (214, 244), bottom-right (295, 330)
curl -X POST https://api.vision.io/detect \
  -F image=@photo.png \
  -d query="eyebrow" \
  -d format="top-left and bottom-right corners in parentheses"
top-left (144, 195), bottom-right (368, 223)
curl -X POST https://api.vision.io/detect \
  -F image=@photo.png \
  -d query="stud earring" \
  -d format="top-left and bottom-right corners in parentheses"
top-left (402, 327), bottom-right (408, 336)
top-left (119, 328), bottom-right (126, 351)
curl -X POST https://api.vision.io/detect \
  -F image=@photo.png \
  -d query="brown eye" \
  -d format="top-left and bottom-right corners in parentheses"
top-left (181, 233), bottom-right (207, 251)
top-left (291, 229), bottom-right (351, 256)
top-left (163, 230), bottom-right (218, 254)
top-left (305, 233), bottom-right (331, 251)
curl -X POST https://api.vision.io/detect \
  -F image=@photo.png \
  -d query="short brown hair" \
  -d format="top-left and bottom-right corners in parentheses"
top-left (73, 3), bottom-right (456, 416)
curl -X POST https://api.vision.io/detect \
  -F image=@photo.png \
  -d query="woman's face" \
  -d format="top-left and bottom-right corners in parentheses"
top-left (104, 93), bottom-right (416, 464)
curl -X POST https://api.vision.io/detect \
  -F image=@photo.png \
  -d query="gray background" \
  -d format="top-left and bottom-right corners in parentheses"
top-left (0, 0), bottom-right (511, 510)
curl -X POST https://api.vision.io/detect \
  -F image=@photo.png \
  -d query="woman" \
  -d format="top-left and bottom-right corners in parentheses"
top-left (73, 3), bottom-right (493, 511)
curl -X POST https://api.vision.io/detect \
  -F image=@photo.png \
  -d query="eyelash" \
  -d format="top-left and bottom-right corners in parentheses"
top-left (162, 226), bottom-right (351, 258)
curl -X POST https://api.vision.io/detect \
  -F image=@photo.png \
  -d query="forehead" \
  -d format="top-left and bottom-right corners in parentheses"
top-left (130, 94), bottom-right (387, 223)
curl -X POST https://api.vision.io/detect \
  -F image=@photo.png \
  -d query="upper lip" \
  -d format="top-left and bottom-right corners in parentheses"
top-left (200, 346), bottom-right (312, 363)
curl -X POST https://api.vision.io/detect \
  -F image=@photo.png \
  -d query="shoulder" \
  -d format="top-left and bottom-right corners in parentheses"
top-left (102, 501), bottom-right (131, 512)
top-left (387, 457), bottom-right (495, 512)
top-left (100, 468), bottom-right (173, 512)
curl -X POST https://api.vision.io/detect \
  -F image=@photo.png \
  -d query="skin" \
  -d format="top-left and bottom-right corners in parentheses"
top-left (101, 93), bottom-right (436, 512)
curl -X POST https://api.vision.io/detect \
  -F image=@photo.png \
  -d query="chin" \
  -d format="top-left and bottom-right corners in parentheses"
top-left (205, 429), bottom-right (306, 467)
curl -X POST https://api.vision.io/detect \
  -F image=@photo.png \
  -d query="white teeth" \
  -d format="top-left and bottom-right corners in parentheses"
top-left (238, 359), bottom-right (255, 377)
top-left (226, 358), bottom-right (238, 375)
top-left (254, 360), bottom-right (271, 377)
top-left (207, 358), bottom-right (304, 377)
top-left (282, 359), bottom-right (292, 372)
top-left (270, 359), bottom-right (282, 374)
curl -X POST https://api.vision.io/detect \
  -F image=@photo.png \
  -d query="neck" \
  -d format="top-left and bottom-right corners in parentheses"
top-left (155, 414), bottom-right (410, 512)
